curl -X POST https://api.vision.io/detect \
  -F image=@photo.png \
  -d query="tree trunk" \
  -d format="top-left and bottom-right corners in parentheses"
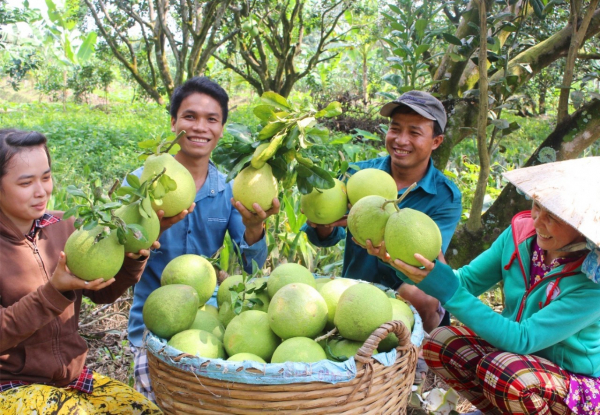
top-left (539, 88), bottom-right (547, 114)
top-left (445, 98), bottom-right (600, 268)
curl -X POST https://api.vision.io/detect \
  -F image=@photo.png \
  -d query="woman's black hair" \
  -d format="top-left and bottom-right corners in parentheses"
top-left (0, 129), bottom-right (51, 182)
top-left (169, 77), bottom-right (229, 124)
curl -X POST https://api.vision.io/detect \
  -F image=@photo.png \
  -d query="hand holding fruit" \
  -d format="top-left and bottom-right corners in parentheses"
top-left (157, 202), bottom-right (196, 234)
top-left (233, 197), bottom-right (281, 245)
top-left (126, 239), bottom-right (161, 260)
top-left (50, 252), bottom-right (115, 292)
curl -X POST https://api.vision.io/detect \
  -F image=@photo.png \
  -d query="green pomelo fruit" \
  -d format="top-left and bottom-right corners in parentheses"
top-left (300, 179), bottom-right (348, 225)
top-left (384, 208), bottom-right (442, 267)
top-left (319, 278), bottom-right (359, 329)
top-left (347, 195), bottom-right (396, 247)
top-left (114, 202), bottom-right (159, 253)
top-left (143, 284), bottom-right (199, 339)
top-left (218, 301), bottom-right (235, 327)
top-left (161, 254), bottom-right (216, 306)
top-left (268, 283), bottom-right (328, 339)
top-left (199, 304), bottom-right (219, 319)
top-left (227, 353), bottom-right (266, 363)
top-left (217, 275), bottom-right (243, 307)
top-left (334, 283), bottom-right (393, 342)
top-left (190, 309), bottom-right (225, 341)
top-left (324, 339), bottom-right (377, 362)
top-left (271, 337), bottom-right (327, 363)
top-left (232, 164), bottom-right (278, 213)
top-left (315, 277), bottom-right (333, 292)
top-left (250, 142), bottom-right (270, 169)
top-left (64, 226), bottom-right (124, 281)
top-left (223, 310), bottom-right (281, 362)
top-left (167, 329), bottom-right (225, 359)
top-left (140, 154), bottom-right (196, 218)
top-left (267, 263), bottom-right (315, 298)
top-left (379, 298), bottom-right (415, 352)
top-left (346, 168), bottom-right (397, 205)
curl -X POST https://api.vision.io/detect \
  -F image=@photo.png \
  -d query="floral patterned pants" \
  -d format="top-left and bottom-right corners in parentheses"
top-left (423, 326), bottom-right (571, 415)
top-left (0, 372), bottom-right (162, 414)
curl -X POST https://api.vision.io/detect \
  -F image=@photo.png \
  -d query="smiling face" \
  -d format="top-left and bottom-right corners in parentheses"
top-left (385, 111), bottom-right (443, 176)
top-left (170, 92), bottom-right (224, 162)
top-left (0, 146), bottom-right (53, 233)
top-left (531, 200), bottom-right (585, 259)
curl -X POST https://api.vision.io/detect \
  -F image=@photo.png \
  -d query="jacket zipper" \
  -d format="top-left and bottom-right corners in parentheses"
top-left (30, 237), bottom-right (68, 380)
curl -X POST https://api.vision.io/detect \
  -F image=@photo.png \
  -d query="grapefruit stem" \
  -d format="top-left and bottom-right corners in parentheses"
top-left (382, 182), bottom-right (417, 212)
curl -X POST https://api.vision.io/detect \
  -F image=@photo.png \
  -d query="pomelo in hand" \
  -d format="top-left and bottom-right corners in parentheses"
top-left (300, 179), bottom-right (348, 225)
top-left (227, 353), bottom-right (266, 363)
top-left (64, 225), bottom-right (124, 281)
top-left (190, 309), bottom-right (225, 341)
top-left (140, 153), bottom-right (196, 218)
top-left (347, 195), bottom-right (396, 247)
top-left (143, 284), bottom-right (199, 339)
top-left (268, 283), bottom-right (328, 339)
top-left (319, 278), bottom-right (358, 328)
top-left (271, 337), bottom-right (327, 363)
top-left (161, 254), bottom-right (216, 306)
top-left (384, 208), bottom-right (442, 266)
top-left (223, 310), bottom-right (280, 362)
top-left (267, 262), bottom-right (315, 298)
top-left (167, 329), bottom-right (225, 359)
top-left (114, 201), bottom-right (160, 253)
top-left (346, 168), bottom-right (397, 205)
top-left (232, 164), bottom-right (278, 212)
top-left (334, 283), bottom-right (392, 342)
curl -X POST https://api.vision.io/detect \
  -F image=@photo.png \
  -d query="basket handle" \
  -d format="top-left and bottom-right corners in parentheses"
top-left (354, 320), bottom-right (412, 364)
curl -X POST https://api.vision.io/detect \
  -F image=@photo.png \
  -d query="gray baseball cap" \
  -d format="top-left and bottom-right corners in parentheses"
top-left (380, 90), bottom-right (447, 132)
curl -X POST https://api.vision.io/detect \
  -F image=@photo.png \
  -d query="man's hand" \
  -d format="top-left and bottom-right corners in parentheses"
top-left (232, 198), bottom-right (281, 245)
top-left (50, 252), bottom-right (115, 292)
top-left (157, 202), bottom-right (196, 234)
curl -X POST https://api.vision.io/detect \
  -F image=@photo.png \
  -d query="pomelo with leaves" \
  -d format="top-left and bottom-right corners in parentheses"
top-left (138, 131), bottom-right (195, 218)
top-left (301, 178), bottom-right (348, 225)
top-left (232, 163), bottom-right (278, 212)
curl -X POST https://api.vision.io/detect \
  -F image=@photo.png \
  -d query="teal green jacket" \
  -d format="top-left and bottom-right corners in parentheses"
top-left (413, 211), bottom-right (600, 377)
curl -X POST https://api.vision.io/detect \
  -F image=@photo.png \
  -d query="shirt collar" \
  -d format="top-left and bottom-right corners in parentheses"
top-left (26, 212), bottom-right (61, 241)
top-left (200, 161), bottom-right (226, 199)
top-left (383, 156), bottom-right (438, 196)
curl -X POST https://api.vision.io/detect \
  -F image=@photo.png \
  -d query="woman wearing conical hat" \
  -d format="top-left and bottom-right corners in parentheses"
top-left (367, 157), bottom-right (600, 414)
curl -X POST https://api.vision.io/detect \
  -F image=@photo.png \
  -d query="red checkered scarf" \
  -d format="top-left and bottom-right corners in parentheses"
top-left (0, 366), bottom-right (94, 393)
top-left (26, 212), bottom-right (61, 241)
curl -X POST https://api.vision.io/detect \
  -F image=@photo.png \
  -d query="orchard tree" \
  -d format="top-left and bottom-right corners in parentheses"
top-left (83, 0), bottom-right (238, 104)
top-left (213, 0), bottom-right (353, 97)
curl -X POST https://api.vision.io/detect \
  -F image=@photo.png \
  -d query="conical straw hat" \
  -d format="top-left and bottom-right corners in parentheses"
top-left (502, 157), bottom-right (600, 247)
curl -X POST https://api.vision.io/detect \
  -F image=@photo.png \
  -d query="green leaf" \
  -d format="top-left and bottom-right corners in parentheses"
top-left (76, 32), bottom-right (97, 63)
top-left (142, 197), bottom-right (153, 217)
top-left (414, 44), bottom-right (430, 58)
top-left (268, 157), bottom-right (288, 181)
top-left (328, 135), bottom-right (352, 145)
top-left (442, 33), bottom-right (463, 46)
top-left (388, 4), bottom-right (402, 14)
top-left (530, 0), bottom-right (545, 19)
top-left (116, 186), bottom-right (135, 197)
top-left (307, 166), bottom-right (335, 190)
top-left (283, 125), bottom-right (300, 149)
top-left (257, 122), bottom-right (286, 141)
top-left (253, 105), bottom-right (276, 122)
top-left (415, 19), bottom-right (427, 39)
top-left (306, 127), bottom-right (329, 143)
top-left (260, 92), bottom-right (291, 110)
top-left (226, 154), bottom-right (253, 183)
top-left (296, 176), bottom-right (314, 195)
top-left (66, 185), bottom-right (88, 199)
top-left (296, 164), bottom-right (313, 178)
top-left (64, 206), bottom-right (78, 219)
top-left (138, 138), bottom-right (160, 149)
top-left (126, 174), bottom-right (141, 189)
top-left (160, 173), bottom-right (177, 191)
top-left (490, 119), bottom-right (510, 129)
top-left (314, 101), bottom-right (342, 118)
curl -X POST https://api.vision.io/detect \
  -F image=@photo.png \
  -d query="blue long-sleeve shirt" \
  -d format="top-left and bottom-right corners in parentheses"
top-left (127, 161), bottom-right (267, 347)
top-left (301, 156), bottom-right (461, 289)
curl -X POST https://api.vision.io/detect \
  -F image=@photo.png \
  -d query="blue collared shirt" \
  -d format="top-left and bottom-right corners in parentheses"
top-left (128, 161), bottom-right (267, 347)
top-left (301, 156), bottom-right (462, 289)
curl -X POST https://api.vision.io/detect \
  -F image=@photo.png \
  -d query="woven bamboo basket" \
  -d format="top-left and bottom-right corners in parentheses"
top-left (147, 320), bottom-right (418, 414)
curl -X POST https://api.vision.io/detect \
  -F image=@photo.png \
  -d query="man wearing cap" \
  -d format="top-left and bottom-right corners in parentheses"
top-left (301, 90), bottom-right (462, 333)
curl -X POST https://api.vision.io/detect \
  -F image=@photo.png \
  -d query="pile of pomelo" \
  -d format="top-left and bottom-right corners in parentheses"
top-left (142, 259), bottom-right (415, 364)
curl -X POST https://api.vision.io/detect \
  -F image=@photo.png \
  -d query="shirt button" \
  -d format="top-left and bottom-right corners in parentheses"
top-left (188, 230), bottom-right (192, 234)
top-left (210, 189), bottom-right (215, 194)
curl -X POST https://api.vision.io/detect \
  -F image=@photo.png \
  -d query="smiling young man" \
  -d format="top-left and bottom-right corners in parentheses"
top-left (127, 77), bottom-right (279, 402)
top-left (302, 90), bottom-right (462, 333)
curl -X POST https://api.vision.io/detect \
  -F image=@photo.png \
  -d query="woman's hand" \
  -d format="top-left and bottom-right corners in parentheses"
top-left (390, 254), bottom-right (437, 284)
top-left (50, 252), bottom-right (115, 292)
top-left (126, 240), bottom-right (161, 260)
top-left (232, 198), bottom-right (281, 245)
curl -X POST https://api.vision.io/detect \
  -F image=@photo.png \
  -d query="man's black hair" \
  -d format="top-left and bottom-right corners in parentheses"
top-left (169, 77), bottom-right (229, 125)
top-left (389, 105), bottom-right (443, 137)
